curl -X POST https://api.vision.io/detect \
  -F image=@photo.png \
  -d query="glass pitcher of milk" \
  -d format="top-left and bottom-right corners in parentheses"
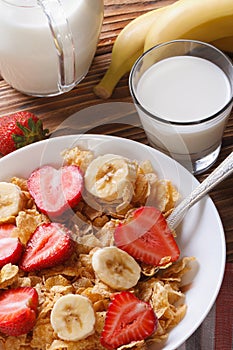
top-left (0, 0), bottom-right (104, 96)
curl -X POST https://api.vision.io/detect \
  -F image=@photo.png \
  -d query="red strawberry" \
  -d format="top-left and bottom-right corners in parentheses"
top-left (0, 238), bottom-right (23, 268)
top-left (100, 291), bottom-right (157, 349)
top-left (0, 111), bottom-right (49, 155)
top-left (0, 223), bottom-right (16, 238)
top-left (0, 224), bottom-right (23, 268)
top-left (114, 206), bottom-right (180, 267)
top-left (20, 222), bottom-right (73, 271)
top-left (27, 165), bottom-right (83, 218)
top-left (0, 287), bottom-right (38, 336)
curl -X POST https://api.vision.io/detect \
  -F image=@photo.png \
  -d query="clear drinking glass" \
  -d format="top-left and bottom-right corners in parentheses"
top-left (129, 40), bottom-right (233, 174)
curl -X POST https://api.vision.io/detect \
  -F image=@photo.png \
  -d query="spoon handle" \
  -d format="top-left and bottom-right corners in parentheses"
top-left (167, 151), bottom-right (233, 230)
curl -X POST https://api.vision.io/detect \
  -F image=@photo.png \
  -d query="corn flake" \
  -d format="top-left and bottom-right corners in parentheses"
top-left (154, 180), bottom-right (179, 214)
top-left (0, 264), bottom-right (19, 288)
top-left (61, 147), bottom-right (94, 173)
top-left (15, 209), bottom-right (49, 245)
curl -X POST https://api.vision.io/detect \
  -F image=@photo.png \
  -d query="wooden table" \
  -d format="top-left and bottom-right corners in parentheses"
top-left (0, 0), bottom-right (232, 264)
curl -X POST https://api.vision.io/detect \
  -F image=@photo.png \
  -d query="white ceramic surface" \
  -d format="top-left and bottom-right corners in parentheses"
top-left (0, 134), bottom-right (226, 350)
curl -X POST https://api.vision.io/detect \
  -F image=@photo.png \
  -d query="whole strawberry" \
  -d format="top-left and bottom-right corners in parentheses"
top-left (0, 111), bottom-right (49, 155)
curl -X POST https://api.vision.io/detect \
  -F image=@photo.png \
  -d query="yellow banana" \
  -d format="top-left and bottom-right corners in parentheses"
top-left (211, 36), bottom-right (233, 53)
top-left (144, 0), bottom-right (233, 51)
top-left (93, 5), bottom-right (169, 99)
top-left (94, 0), bottom-right (233, 99)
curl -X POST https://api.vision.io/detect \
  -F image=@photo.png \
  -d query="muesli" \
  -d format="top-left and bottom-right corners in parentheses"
top-left (0, 146), bottom-right (194, 350)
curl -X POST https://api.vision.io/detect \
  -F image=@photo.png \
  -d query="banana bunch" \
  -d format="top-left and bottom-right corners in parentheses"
top-left (94, 0), bottom-right (233, 99)
top-left (93, 5), bottom-right (168, 99)
top-left (211, 36), bottom-right (233, 52)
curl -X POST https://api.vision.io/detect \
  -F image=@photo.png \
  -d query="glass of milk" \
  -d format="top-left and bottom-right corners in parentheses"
top-left (0, 0), bottom-right (103, 97)
top-left (129, 40), bottom-right (233, 174)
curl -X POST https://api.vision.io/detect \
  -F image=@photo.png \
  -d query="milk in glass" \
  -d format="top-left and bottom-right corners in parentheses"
top-left (136, 56), bottom-right (232, 161)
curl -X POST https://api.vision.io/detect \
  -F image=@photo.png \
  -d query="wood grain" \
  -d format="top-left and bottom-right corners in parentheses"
top-left (0, 0), bottom-right (232, 261)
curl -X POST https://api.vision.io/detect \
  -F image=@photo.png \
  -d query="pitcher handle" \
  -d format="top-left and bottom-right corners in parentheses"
top-left (38, 0), bottom-right (76, 92)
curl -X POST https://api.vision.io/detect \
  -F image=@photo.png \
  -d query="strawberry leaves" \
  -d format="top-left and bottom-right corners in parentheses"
top-left (0, 111), bottom-right (49, 155)
top-left (12, 118), bottom-right (49, 150)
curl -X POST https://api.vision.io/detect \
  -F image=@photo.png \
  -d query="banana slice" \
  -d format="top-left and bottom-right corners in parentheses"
top-left (0, 182), bottom-right (24, 219)
top-left (84, 154), bottom-right (137, 202)
top-left (92, 246), bottom-right (141, 290)
top-left (50, 294), bottom-right (96, 341)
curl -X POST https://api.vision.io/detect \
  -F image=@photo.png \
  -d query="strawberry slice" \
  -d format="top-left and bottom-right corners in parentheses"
top-left (114, 206), bottom-right (180, 267)
top-left (20, 222), bottom-right (73, 271)
top-left (100, 291), bottom-right (157, 349)
top-left (0, 223), bottom-right (16, 239)
top-left (27, 165), bottom-right (83, 217)
top-left (0, 224), bottom-right (23, 268)
top-left (0, 287), bottom-right (38, 336)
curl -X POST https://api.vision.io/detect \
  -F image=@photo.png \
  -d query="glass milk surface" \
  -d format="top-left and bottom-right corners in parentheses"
top-left (136, 56), bottom-right (232, 159)
top-left (0, 0), bottom-right (103, 95)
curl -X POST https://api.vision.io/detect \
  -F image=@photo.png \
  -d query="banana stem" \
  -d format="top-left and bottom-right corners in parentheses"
top-left (93, 63), bottom-right (122, 99)
top-left (94, 49), bottom-right (143, 99)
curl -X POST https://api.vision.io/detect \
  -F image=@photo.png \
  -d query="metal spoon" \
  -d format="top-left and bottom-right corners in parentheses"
top-left (167, 151), bottom-right (233, 230)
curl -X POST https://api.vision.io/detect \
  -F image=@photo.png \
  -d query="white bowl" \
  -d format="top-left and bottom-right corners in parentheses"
top-left (0, 134), bottom-right (226, 350)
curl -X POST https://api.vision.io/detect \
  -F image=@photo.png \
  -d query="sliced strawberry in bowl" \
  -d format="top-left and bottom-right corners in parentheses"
top-left (0, 223), bottom-right (16, 238)
top-left (27, 165), bottom-right (83, 218)
top-left (100, 291), bottom-right (157, 349)
top-left (0, 237), bottom-right (23, 268)
top-left (0, 287), bottom-right (38, 336)
top-left (114, 206), bottom-right (180, 267)
top-left (20, 222), bottom-right (73, 271)
top-left (0, 224), bottom-right (23, 268)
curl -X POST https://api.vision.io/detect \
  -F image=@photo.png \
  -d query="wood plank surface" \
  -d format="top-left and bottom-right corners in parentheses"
top-left (0, 0), bottom-right (232, 261)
